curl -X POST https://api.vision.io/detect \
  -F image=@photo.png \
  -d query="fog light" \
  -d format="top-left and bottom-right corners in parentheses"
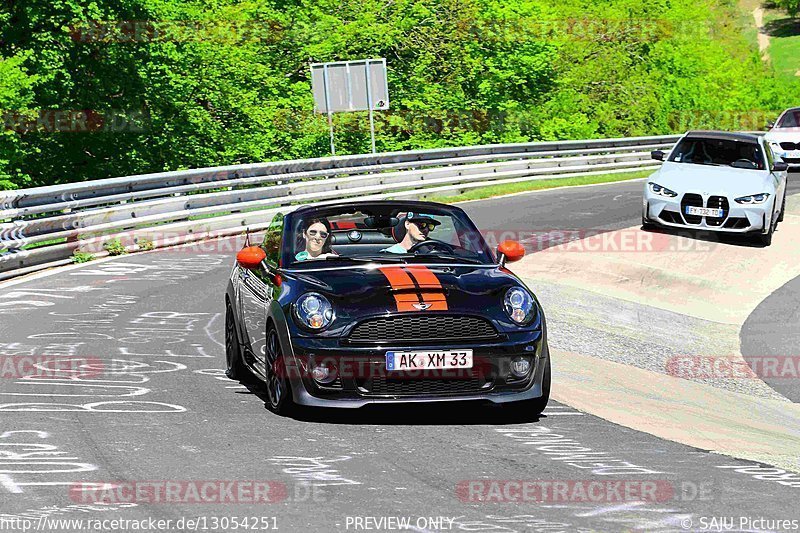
top-left (311, 364), bottom-right (337, 384)
top-left (511, 309), bottom-right (526, 323)
top-left (510, 357), bottom-right (531, 378)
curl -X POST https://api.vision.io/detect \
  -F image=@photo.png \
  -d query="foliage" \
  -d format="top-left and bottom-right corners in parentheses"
top-left (71, 250), bottom-right (95, 263)
top-left (0, 0), bottom-right (797, 189)
top-left (136, 237), bottom-right (155, 251)
top-left (102, 238), bottom-right (128, 255)
top-left (775, 0), bottom-right (800, 17)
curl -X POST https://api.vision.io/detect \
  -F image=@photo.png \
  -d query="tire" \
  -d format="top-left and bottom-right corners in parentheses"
top-left (641, 213), bottom-right (655, 231)
top-left (758, 216), bottom-right (775, 246)
top-left (225, 302), bottom-right (249, 381)
top-left (264, 325), bottom-right (296, 416)
top-left (778, 194), bottom-right (786, 223)
top-left (507, 357), bottom-right (551, 417)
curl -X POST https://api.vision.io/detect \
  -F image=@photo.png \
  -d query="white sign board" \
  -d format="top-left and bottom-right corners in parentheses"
top-left (310, 59), bottom-right (389, 114)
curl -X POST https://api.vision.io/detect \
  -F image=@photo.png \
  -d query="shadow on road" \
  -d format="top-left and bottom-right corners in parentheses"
top-left (286, 402), bottom-right (545, 426)
top-left (641, 225), bottom-right (773, 248)
top-left (234, 381), bottom-right (546, 425)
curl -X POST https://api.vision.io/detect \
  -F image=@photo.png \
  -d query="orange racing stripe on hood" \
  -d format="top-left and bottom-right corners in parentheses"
top-left (378, 266), bottom-right (449, 311)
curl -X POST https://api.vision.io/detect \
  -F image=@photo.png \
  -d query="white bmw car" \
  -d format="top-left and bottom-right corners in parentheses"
top-left (642, 131), bottom-right (788, 245)
top-left (765, 107), bottom-right (800, 168)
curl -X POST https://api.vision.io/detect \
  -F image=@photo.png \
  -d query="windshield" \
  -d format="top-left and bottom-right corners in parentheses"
top-left (668, 137), bottom-right (765, 170)
top-left (286, 206), bottom-right (495, 266)
top-left (777, 109), bottom-right (800, 128)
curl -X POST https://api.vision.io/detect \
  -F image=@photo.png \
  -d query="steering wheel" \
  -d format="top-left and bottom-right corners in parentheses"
top-left (733, 158), bottom-right (757, 169)
top-left (407, 239), bottom-right (456, 255)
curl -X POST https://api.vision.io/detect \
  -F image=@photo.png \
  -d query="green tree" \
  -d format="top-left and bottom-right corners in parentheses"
top-left (775, 0), bottom-right (800, 17)
top-left (0, 0), bottom-right (797, 189)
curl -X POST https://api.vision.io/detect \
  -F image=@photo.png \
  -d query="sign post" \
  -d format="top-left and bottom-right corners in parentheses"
top-left (310, 59), bottom-right (389, 156)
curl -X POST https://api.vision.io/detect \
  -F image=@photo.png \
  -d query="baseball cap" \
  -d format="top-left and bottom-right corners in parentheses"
top-left (406, 212), bottom-right (441, 226)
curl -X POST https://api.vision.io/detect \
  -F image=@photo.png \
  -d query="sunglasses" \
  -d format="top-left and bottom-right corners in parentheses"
top-left (307, 229), bottom-right (329, 239)
top-left (412, 221), bottom-right (435, 232)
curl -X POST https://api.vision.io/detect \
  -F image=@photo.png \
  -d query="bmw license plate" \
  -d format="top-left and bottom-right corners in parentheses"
top-left (785, 150), bottom-right (800, 159)
top-left (685, 206), bottom-right (723, 217)
top-left (386, 350), bottom-right (473, 371)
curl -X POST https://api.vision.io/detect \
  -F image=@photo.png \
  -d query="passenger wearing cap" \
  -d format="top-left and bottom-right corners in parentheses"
top-left (381, 212), bottom-right (441, 253)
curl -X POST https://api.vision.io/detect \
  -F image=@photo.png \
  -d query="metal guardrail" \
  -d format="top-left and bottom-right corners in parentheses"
top-left (0, 134), bottom-right (679, 281)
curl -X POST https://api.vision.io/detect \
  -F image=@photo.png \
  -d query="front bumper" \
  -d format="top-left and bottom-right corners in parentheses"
top-left (644, 191), bottom-right (771, 234)
top-left (283, 330), bottom-right (548, 408)
top-left (770, 147), bottom-right (800, 168)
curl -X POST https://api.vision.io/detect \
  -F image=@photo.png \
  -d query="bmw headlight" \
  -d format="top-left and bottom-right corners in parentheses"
top-left (504, 287), bottom-right (536, 325)
top-left (648, 182), bottom-right (678, 198)
top-left (294, 293), bottom-right (334, 330)
top-left (735, 193), bottom-right (770, 204)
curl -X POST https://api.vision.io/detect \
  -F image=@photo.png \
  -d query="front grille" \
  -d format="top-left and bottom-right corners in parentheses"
top-left (347, 315), bottom-right (498, 344)
top-left (681, 193), bottom-right (704, 224)
top-left (782, 157), bottom-right (800, 164)
top-left (356, 367), bottom-right (491, 396)
top-left (705, 196), bottom-right (729, 227)
top-left (780, 142), bottom-right (798, 151)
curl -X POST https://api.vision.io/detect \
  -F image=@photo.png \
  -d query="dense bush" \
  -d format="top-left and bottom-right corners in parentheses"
top-left (775, 0), bottom-right (800, 17)
top-left (0, 0), bottom-right (797, 189)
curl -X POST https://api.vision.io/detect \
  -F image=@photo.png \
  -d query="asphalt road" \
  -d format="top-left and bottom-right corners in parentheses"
top-left (740, 275), bottom-right (800, 402)
top-left (2, 176), bottom-right (800, 532)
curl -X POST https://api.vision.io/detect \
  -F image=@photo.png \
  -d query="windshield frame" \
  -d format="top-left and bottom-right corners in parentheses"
top-left (281, 203), bottom-right (497, 268)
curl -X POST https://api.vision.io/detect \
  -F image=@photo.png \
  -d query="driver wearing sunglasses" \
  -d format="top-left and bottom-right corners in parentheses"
top-left (381, 212), bottom-right (441, 254)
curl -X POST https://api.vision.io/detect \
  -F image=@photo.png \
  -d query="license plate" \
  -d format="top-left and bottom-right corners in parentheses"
top-left (386, 350), bottom-right (473, 371)
top-left (785, 151), bottom-right (800, 159)
top-left (685, 206), bottom-right (723, 217)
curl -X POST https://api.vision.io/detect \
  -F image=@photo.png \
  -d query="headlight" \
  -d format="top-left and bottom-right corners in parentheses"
top-left (734, 193), bottom-right (770, 204)
top-left (294, 293), bottom-right (334, 330)
top-left (770, 142), bottom-right (782, 152)
top-left (504, 287), bottom-right (536, 325)
top-left (648, 182), bottom-right (678, 198)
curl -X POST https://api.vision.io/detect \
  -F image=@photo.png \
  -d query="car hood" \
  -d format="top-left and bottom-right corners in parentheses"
top-left (765, 128), bottom-right (800, 143)
top-left (653, 162), bottom-right (773, 197)
top-left (284, 263), bottom-right (529, 333)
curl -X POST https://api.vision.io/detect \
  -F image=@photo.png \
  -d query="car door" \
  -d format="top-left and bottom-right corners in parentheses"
top-left (240, 264), bottom-right (268, 371)
top-left (240, 213), bottom-right (284, 372)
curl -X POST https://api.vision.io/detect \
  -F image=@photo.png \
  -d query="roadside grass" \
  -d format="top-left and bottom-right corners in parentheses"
top-left (19, 236), bottom-right (67, 250)
top-left (429, 170), bottom-right (655, 204)
top-left (762, 7), bottom-right (800, 79)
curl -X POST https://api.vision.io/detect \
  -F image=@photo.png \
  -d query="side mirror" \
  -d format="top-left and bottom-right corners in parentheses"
top-left (766, 121), bottom-right (775, 130)
top-left (237, 246), bottom-right (266, 270)
top-left (773, 161), bottom-right (789, 172)
top-left (498, 240), bottom-right (525, 264)
top-left (651, 150), bottom-right (665, 161)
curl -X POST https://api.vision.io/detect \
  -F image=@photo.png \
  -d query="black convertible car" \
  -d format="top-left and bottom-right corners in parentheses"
top-left (225, 201), bottom-right (550, 415)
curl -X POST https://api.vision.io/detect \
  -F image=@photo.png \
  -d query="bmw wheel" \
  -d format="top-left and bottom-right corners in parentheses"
top-left (265, 325), bottom-right (296, 416)
top-left (758, 215), bottom-right (775, 246)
